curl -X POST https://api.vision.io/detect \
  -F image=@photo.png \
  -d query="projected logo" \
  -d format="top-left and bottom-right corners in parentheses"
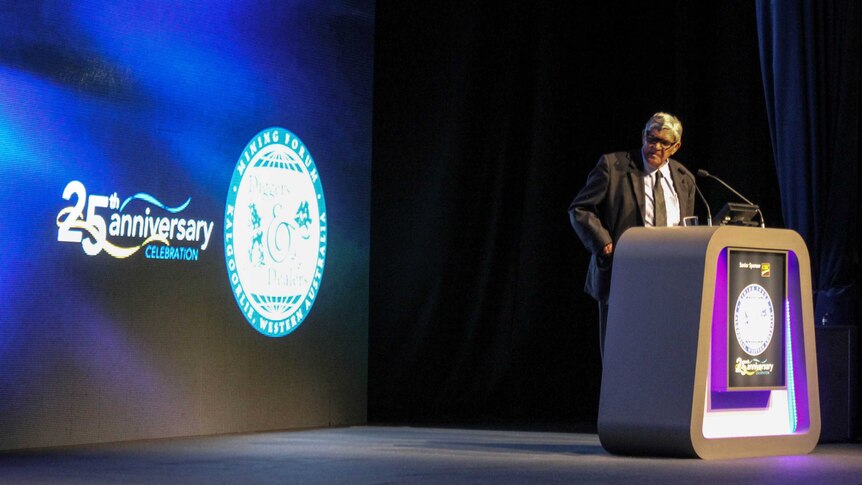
top-left (56, 181), bottom-right (214, 260)
top-left (224, 128), bottom-right (327, 337)
top-left (733, 283), bottom-right (775, 356)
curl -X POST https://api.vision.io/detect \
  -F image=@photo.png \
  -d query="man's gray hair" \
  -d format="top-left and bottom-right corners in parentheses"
top-left (643, 112), bottom-right (683, 143)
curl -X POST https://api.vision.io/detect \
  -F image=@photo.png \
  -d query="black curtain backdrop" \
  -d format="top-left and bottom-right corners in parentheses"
top-left (370, 2), bottom-right (782, 427)
top-left (755, 0), bottom-right (861, 329)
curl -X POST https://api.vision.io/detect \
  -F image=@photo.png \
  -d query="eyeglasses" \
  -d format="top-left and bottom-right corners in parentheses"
top-left (645, 135), bottom-right (677, 150)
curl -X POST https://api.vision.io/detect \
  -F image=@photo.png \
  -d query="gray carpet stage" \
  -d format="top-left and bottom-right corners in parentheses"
top-left (1, 426), bottom-right (861, 484)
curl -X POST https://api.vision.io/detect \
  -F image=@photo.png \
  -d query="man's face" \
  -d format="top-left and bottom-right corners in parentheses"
top-left (641, 128), bottom-right (680, 169)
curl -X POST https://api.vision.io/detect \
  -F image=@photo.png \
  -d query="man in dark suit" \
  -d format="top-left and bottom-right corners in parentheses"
top-left (568, 112), bottom-right (696, 359)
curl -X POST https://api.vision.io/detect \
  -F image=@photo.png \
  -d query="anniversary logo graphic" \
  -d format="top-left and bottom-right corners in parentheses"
top-left (57, 181), bottom-right (214, 260)
top-left (735, 357), bottom-right (775, 376)
top-left (224, 128), bottom-right (327, 337)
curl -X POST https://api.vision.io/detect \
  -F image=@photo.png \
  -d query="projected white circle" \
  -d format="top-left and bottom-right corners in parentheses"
top-left (224, 128), bottom-right (327, 337)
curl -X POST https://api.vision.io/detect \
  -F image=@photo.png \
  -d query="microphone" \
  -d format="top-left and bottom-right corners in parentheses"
top-left (697, 169), bottom-right (765, 227)
top-left (693, 182), bottom-right (713, 226)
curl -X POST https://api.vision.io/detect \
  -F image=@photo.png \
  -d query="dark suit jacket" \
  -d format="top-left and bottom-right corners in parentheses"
top-left (568, 150), bottom-right (696, 301)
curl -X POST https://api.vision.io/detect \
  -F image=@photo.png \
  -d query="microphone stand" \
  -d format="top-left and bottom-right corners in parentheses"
top-left (694, 184), bottom-right (713, 226)
top-left (697, 169), bottom-right (765, 228)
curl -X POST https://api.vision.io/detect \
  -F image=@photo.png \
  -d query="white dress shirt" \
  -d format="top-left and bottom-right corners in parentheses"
top-left (643, 162), bottom-right (681, 227)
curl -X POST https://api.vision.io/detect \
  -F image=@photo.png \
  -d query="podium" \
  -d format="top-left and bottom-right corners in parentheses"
top-left (598, 226), bottom-right (820, 459)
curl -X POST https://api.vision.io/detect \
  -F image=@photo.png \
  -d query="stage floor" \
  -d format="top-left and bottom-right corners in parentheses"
top-left (1, 426), bottom-right (861, 484)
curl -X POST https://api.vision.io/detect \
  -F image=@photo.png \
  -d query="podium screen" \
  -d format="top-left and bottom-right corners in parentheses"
top-left (727, 249), bottom-right (787, 390)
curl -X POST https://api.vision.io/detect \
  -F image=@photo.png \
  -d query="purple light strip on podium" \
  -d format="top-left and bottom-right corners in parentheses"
top-left (787, 250), bottom-right (811, 431)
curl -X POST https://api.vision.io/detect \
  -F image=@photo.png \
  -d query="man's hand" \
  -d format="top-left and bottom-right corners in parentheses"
top-left (601, 242), bottom-right (613, 256)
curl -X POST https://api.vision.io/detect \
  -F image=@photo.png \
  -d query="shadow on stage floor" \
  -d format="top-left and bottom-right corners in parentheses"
top-left (1, 426), bottom-right (861, 484)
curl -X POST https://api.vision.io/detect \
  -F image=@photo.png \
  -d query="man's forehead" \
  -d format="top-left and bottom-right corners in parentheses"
top-left (648, 128), bottom-right (675, 140)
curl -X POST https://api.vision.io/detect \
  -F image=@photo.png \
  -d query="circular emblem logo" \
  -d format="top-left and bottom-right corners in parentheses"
top-left (224, 128), bottom-right (327, 337)
top-left (733, 283), bottom-right (774, 356)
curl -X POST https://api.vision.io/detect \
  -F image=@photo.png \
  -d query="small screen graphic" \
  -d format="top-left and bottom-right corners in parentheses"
top-left (727, 249), bottom-right (787, 390)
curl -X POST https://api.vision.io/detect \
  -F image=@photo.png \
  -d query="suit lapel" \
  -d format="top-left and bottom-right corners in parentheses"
top-left (626, 150), bottom-right (646, 224)
top-left (669, 159), bottom-right (691, 216)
